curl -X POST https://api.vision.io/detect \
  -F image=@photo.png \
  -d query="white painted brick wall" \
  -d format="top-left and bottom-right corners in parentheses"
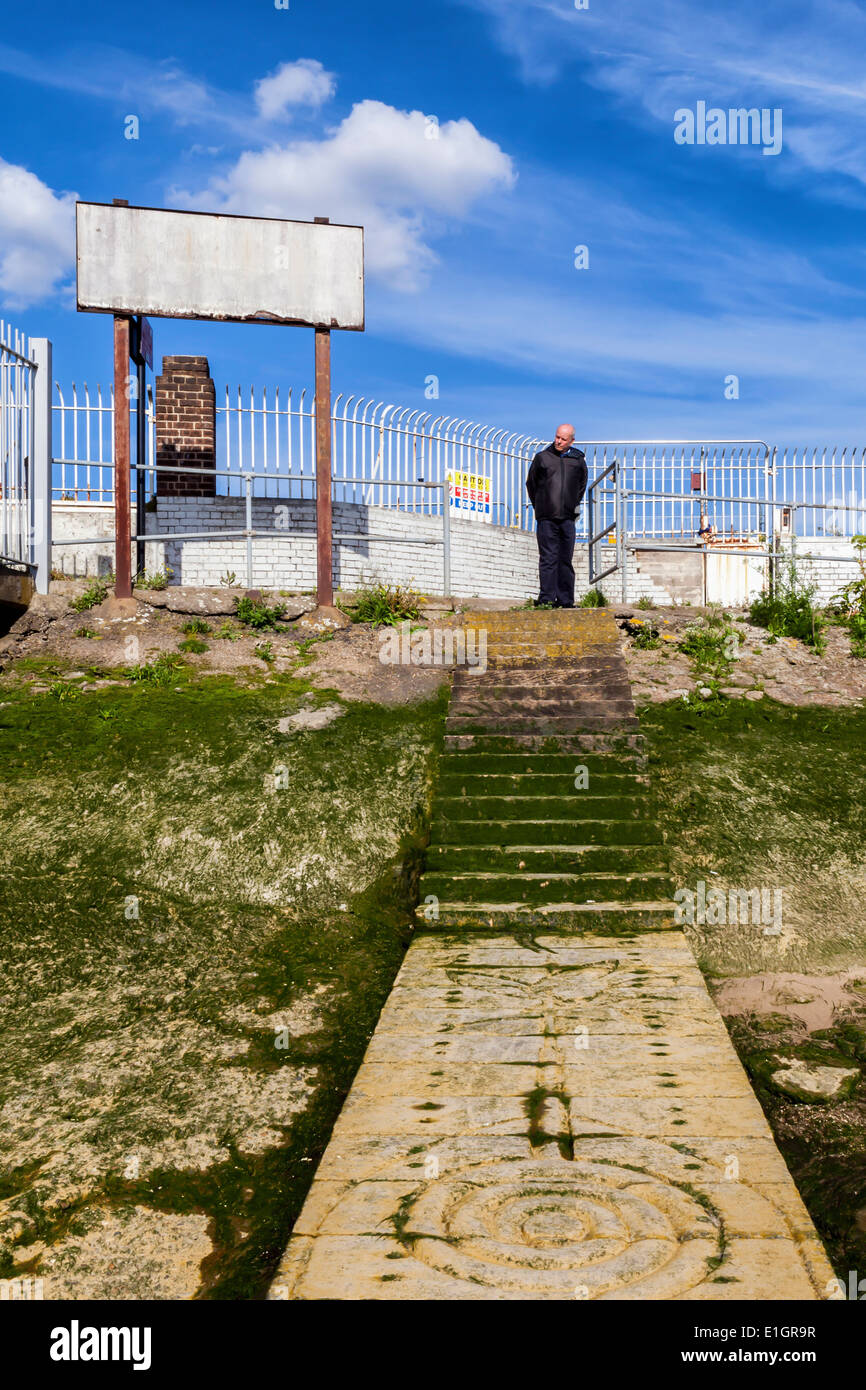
top-left (53, 497), bottom-right (859, 605)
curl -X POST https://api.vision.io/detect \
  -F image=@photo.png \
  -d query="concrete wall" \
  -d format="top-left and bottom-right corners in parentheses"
top-left (51, 496), bottom-right (860, 605)
top-left (51, 504), bottom-right (116, 578)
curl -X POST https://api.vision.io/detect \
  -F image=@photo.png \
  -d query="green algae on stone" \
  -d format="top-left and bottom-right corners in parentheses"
top-left (0, 673), bottom-right (447, 1298)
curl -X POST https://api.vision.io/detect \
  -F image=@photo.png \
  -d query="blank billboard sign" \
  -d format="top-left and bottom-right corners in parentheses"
top-left (76, 202), bottom-right (365, 330)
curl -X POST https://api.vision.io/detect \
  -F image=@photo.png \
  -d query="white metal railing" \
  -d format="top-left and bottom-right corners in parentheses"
top-left (2, 320), bottom-right (51, 588)
top-left (1, 321), bottom-right (35, 566)
top-left (50, 381), bottom-right (866, 540)
top-left (53, 381), bottom-right (155, 504)
top-left (215, 388), bottom-right (546, 526)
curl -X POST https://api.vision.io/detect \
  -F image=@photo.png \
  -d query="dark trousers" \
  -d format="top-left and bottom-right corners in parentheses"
top-left (536, 518), bottom-right (576, 607)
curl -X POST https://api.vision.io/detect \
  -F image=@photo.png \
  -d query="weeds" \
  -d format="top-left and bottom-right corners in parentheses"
top-left (677, 611), bottom-right (743, 678)
top-left (235, 596), bottom-right (287, 630)
top-left (829, 536), bottom-right (866, 657)
top-left (178, 637), bottom-right (208, 655)
top-left (73, 627), bottom-right (99, 639)
top-left (636, 596), bottom-right (654, 610)
top-left (182, 618), bottom-right (211, 636)
top-left (214, 620), bottom-right (240, 642)
top-left (219, 571), bottom-right (238, 588)
top-left (70, 575), bottom-right (114, 612)
top-left (134, 565), bottom-right (173, 592)
top-left (47, 680), bottom-right (81, 702)
top-left (623, 618), bottom-right (661, 650)
top-left (348, 581), bottom-right (424, 628)
top-left (123, 654), bottom-right (183, 686)
top-left (578, 588), bottom-right (607, 608)
top-left (750, 554), bottom-right (826, 652)
top-left (254, 640), bottom-right (275, 663)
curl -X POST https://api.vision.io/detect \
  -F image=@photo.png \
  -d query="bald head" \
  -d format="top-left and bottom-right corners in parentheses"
top-left (553, 424), bottom-right (575, 452)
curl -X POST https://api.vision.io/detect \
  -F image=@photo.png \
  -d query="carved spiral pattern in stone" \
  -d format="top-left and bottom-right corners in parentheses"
top-left (404, 1158), bottom-right (721, 1297)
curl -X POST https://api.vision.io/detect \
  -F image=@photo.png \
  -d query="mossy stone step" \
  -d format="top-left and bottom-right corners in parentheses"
top-left (438, 753), bottom-right (647, 777)
top-left (438, 772), bottom-right (649, 797)
top-left (448, 698), bottom-right (636, 719)
top-left (425, 843), bottom-right (669, 874)
top-left (446, 717), bottom-right (641, 735)
top-left (422, 902), bottom-right (678, 931)
top-left (430, 817), bottom-right (660, 845)
top-left (433, 794), bottom-right (651, 822)
top-left (452, 667), bottom-right (628, 690)
top-left (418, 871), bottom-right (675, 905)
top-left (444, 733), bottom-right (647, 754)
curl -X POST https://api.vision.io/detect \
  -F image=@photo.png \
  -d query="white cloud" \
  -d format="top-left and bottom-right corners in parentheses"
top-left (0, 158), bottom-right (76, 309)
top-left (176, 100), bottom-right (516, 290)
top-left (254, 59), bottom-right (336, 120)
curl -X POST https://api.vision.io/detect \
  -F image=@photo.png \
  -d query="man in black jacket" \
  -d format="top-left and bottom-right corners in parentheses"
top-left (525, 424), bottom-right (588, 608)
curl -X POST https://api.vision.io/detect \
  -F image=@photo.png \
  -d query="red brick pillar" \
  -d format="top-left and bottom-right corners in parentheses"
top-left (155, 356), bottom-right (216, 496)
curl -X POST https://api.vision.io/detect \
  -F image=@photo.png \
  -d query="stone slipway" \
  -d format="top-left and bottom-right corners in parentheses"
top-left (269, 610), bottom-right (836, 1300)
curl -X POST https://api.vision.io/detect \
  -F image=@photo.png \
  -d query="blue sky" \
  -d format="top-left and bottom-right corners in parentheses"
top-left (3, 0), bottom-right (866, 442)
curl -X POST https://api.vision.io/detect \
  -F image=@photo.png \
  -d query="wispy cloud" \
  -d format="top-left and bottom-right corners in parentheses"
top-left (461, 0), bottom-right (866, 191)
top-left (0, 42), bottom-right (335, 140)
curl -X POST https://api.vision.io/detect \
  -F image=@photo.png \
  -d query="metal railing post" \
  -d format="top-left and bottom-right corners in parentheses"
top-left (588, 472), bottom-right (595, 584)
top-left (441, 480), bottom-right (451, 597)
top-left (244, 473), bottom-right (253, 588)
top-left (31, 337), bottom-right (52, 593)
top-left (618, 462), bottom-right (629, 603)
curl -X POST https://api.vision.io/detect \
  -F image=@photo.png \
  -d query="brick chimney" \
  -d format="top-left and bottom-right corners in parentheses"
top-left (155, 356), bottom-right (216, 497)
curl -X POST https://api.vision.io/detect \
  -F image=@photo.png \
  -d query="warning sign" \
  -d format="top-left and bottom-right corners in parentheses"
top-left (448, 470), bottom-right (492, 522)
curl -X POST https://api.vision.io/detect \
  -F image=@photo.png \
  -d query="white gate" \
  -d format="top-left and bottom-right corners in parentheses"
top-left (0, 321), bottom-right (51, 592)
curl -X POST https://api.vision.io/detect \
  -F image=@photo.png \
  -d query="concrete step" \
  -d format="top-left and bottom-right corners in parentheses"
top-left (444, 733), bottom-right (647, 755)
top-left (433, 794), bottom-right (651, 822)
top-left (445, 716), bottom-right (641, 734)
top-left (438, 754), bottom-right (647, 779)
top-left (430, 816), bottom-right (660, 845)
top-left (448, 698), bottom-right (636, 719)
top-left (425, 843), bottom-right (669, 874)
top-left (419, 870), bottom-right (675, 905)
top-left (452, 663), bottom-right (626, 685)
top-left (437, 772), bottom-right (649, 796)
top-left (420, 901), bottom-right (678, 931)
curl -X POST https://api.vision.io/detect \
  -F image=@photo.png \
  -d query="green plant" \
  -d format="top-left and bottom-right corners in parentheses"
top-left (750, 554), bottom-right (825, 651)
top-left (74, 626), bottom-right (98, 639)
top-left (47, 680), bottom-right (81, 701)
top-left (214, 620), bottom-right (240, 641)
top-left (235, 596), bottom-right (287, 630)
top-left (96, 707), bottom-right (118, 722)
top-left (219, 571), bottom-right (238, 588)
top-left (677, 612), bottom-right (743, 676)
top-left (179, 637), bottom-right (208, 654)
top-left (70, 574), bottom-right (114, 612)
top-left (349, 581), bottom-right (424, 628)
top-left (578, 588), bottom-right (607, 607)
top-left (123, 654), bottom-right (183, 686)
top-left (623, 618), bottom-right (661, 650)
top-left (636, 596), bottom-right (654, 610)
top-left (848, 613), bottom-right (866, 659)
top-left (254, 640), bottom-right (275, 663)
top-left (134, 565), bottom-right (173, 592)
top-left (182, 618), bottom-right (211, 635)
top-left (829, 536), bottom-right (866, 656)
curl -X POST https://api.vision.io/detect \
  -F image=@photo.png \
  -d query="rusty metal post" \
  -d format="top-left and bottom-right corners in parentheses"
top-left (314, 216), bottom-right (333, 607)
top-left (113, 313), bottom-right (132, 597)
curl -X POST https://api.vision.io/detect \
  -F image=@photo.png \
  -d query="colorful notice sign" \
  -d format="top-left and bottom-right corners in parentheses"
top-left (448, 470), bottom-right (492, 522)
